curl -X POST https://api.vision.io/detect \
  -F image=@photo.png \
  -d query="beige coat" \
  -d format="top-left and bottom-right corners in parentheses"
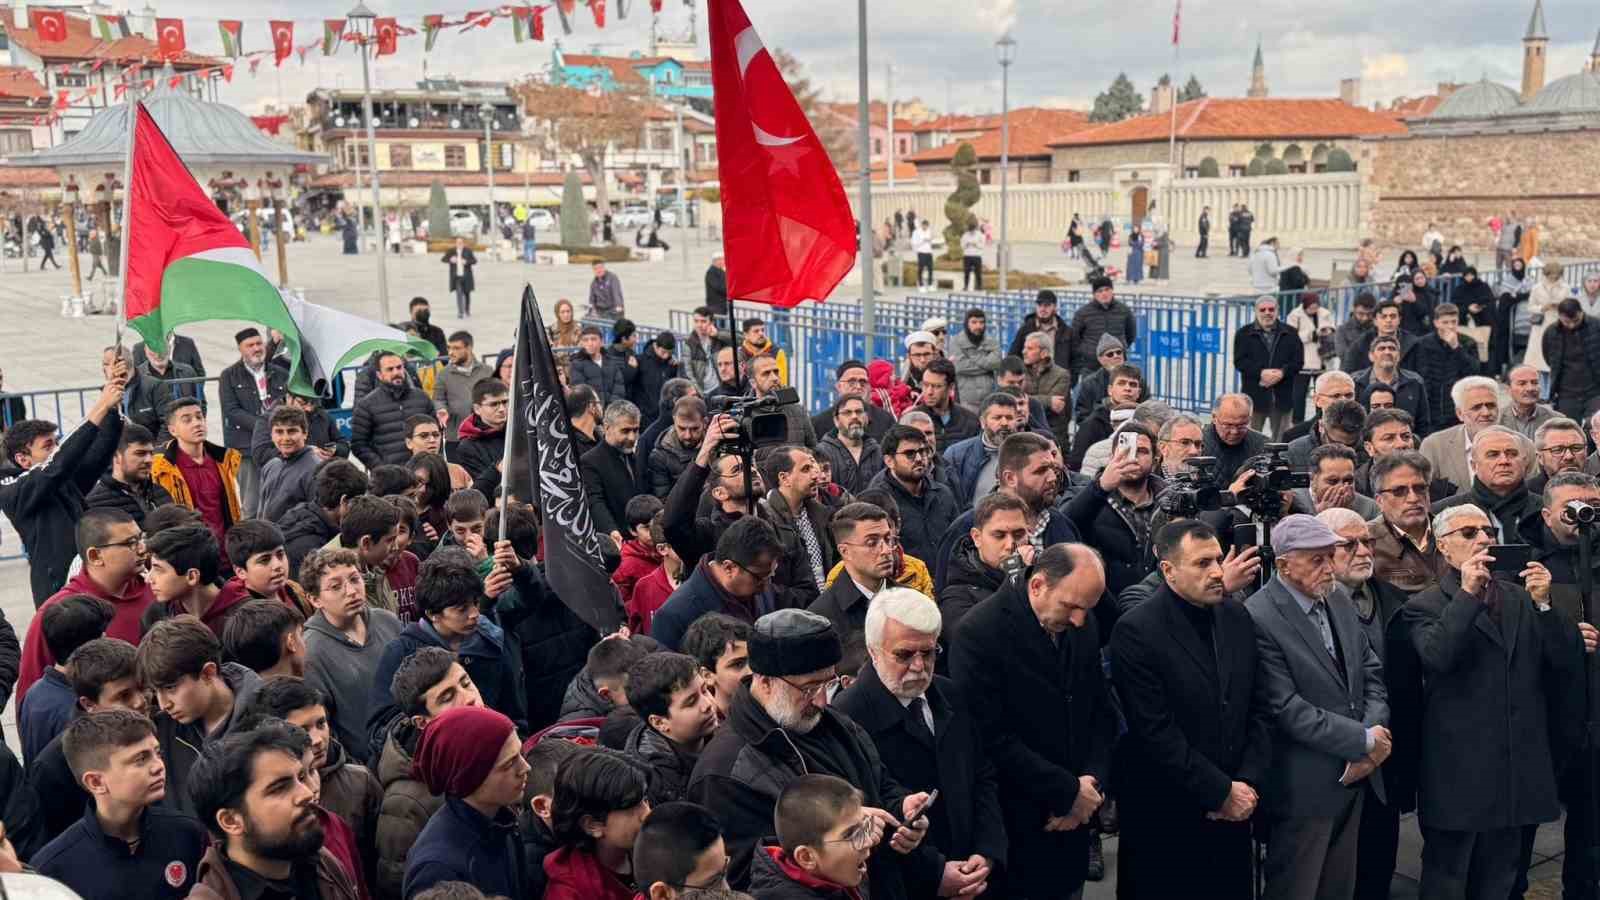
top-left (1522, 276), bottom-right (1572, 372)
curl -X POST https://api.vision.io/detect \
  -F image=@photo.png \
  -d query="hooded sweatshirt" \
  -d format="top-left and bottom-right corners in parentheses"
top-left (542, 845), bottom-right (635, 900)
top-left (747, 844), bottom-right (864, 900)
top-left (138, 578), bottom-right (254, 639)
top-left (305, 607), bottom-right (405, 765)
top-left (155, 663), bottom-right (264, 818)
top-left (454, 413), bottom-right (506, 481)
top-left (612, 540), bottom-right (663, 611)
top-left (18, 571), bottom-right (153, 705)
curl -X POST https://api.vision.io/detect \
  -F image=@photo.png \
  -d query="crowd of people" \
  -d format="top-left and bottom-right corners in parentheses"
top-left (3, 249), bottom-right (1600, 900)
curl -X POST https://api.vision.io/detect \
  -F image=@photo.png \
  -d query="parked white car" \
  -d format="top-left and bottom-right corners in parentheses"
top-left (230, 208), bottom-right (294, 235)
top-left (449, 209), bottom-right (482, 237)
top-left (524, 208), bottom-right (556, 231)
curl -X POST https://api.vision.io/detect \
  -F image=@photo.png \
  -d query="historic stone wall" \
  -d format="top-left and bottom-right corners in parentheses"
top-left (1363, 131), bottom-right (1600, 257)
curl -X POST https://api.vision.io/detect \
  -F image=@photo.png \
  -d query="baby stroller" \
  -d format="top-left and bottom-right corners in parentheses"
top-left (1079, 239), bottom-right (1121, 283)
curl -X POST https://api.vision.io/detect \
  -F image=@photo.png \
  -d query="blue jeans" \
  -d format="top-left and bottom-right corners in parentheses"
top-left (523, 238), bottom-right (536, 262)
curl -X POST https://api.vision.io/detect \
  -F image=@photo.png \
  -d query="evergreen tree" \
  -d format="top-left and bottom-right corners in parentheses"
top-left (560, 171), bottom-right (590, 246)
top-left (428, 179), bottom-right (450, 244)
top-left (1197, 157), bottom-right (1220, 178)
top-left (1180, 75), bottom-right (1206, 102)
top-left (1324, 148), bottom-right (1356, 172)
top-left (943, 143), bottom-right (980, 262)
top-left (1090, 73), bottom-right (1145, 123)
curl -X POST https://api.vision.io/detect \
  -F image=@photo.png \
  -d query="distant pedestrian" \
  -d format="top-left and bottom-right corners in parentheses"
top-left (86, 227), bottom-right (108, 280)
top-left (893, 209), bottom-right (905, 237)
top-left (1228, 204), bottom-right (1243, 256)
top-left (589, 260), bottom-right (625, 320)
top-left (1126, 226), bottom-right (1146, 284)
top-left (442, 237), bottom-right (476, 318)
top-left (912, 219), bottom-right (935, 291)
top-left (960, 220), bottom-right (984, 290)
top-left (1197, 205), bottom-right (1211, 258)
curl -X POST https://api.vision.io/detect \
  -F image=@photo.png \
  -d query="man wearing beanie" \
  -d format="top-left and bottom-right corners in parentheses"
top-left (950, 308), bottom-right (1001, 410)
top-left (636, 332), bottom-right (682, 430)
top-left (1072, 332), bottom-right (1149, 426)
top-left (403, 705), bottom-right (530, 899)
top-left (1007, 290), bottom-right (1074, 365)
top-left (688, 609), bottom-right (935, 897)
top-left (1070, 277), bottom-right (1137, 380)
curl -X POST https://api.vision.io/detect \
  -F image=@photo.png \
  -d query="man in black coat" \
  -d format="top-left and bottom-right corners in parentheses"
top-left (132, 333), bottom-right (205, 378)
top-left (937, 493), bottom-right (1029, 642)
top-left (704, 254), bottom-right (729, 316)
top-left (809, 502), bottom-right (895, 648)
top-left (949, 543), bottom-right (1116, 899)
top-left (758, 446), bottom-right (837, 613)
top-left (1412, 303), bottom-right (1482, 430)
top-left (910, 359), bottom-right (979, 453)
top-left (1109, 519), bottom-right (1273, 900)
top-left (1234, 295), bottom-right (1305, 439)
top-left (350, 351), bottom-right (435, 468)
top-left (809, 361), bottom-right (897, 443)
top-left (1403, 502), bottom-right (1589, 900)
top-left (1202, 393), bottom-right (1269, 490)
top-left (1545, 298), bottom-right (1600, 422)
top-left (1064, 423), bottom-right (1165, 598)
top-left (83, 422), bottom-right (174, 528)
top-left (866, 426), bottom-right (959, 569)
top-left (581, 400), bottom-right (643, 548)
top-left (687, 609), bottom-right (935, 895)
top-left (1006, 291), bottom-right (1075, 370)
top-left (835, 589), bottom-right (1007, 899)
top-left (219, 328), bottom-right (289, 517)
top-left (635, 333), bottom-right (682, 429)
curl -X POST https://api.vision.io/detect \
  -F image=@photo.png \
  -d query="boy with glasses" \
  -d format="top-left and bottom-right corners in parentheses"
top-left (749, 774), bottom-right (880, 900)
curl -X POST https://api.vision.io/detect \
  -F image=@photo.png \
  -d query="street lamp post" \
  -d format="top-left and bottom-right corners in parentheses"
top-left (481, 101), bottom-right (497, 258)
top-left (855, 0), bottom-right (875, 336)
top-left (996, 33), bottom-right (1016, 293)
top-left (348, 1), bottom-right (390, 323)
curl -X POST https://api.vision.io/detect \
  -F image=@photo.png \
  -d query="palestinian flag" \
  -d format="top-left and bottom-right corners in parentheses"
top-left (96, 14), bottom-right (132, 41)
top-left (218, 20), bottom-right (242, 57)
top-left (422, 14), bottom-right (443, 51)
top-left (121, 102), bottom-right (307, 394)
top-left (511, 7), bottom-right (531, 43)
top-left (322, 20), bottom-right (345, 56)
top-left (281, 294), bottom-right (436, 395)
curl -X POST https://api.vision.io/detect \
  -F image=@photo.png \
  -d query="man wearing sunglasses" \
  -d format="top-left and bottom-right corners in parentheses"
top-left (1403, 502), bottom-right (1594, 900)
top-left (1367, 451), bottom-right (1450, 593)
top-left (1072, 333), bottom-right (1148, 426)
top-left (835, 589), bottom-right (1004, 900)
top-left (688, 608), bottom-right (932, 893)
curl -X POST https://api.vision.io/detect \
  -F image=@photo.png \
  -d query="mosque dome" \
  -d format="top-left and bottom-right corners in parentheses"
top-left (1431, 80), bottom-right (1522, 118)
top-left (1526, 70), bottom-right (1600, 113)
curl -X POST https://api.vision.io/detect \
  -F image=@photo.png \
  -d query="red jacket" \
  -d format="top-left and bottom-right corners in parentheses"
top-left (18, 571), bottom-right (154, 705)
top-left (612, 540), bottom-right (662, 613)
top-left (866, 360), bottom-right (914, 418)
top-left (138, 577), bottom-right (254, 639)
top-left (627, 564), bottom-right (679, 635)
top-left (543, 846), bottom-right (634, 900)
top-left (319, 806), bottom-right (371, 900)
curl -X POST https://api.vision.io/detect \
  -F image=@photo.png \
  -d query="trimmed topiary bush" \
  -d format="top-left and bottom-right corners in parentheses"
top-left (560, 171), bottom-right (590, 247)
top-left (1246, 157), bottom-right (1266, 177)
top-left (427, 179), bottom-right (450, 243)
top-left (1264, 158), bottom-right (1288, 175)
top-left (1197, 157), bottom-right (1220, 178)
top-left (1324, 148), bottom-right (1356, 172)
top-left (942, 143), bottom-right (981, 262)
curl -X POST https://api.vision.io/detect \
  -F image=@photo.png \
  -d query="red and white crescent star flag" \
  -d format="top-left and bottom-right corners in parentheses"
top-left (589, 0), bottom-right (606, 28)
top-left (375, 17), bottom-right (398, 55)
top-left (708, 0), bottom-right (857, 308)
top-left (156, 18), bottom-right (186, 56)
top-left (30, 9), bottom-right (67, 42)
top-left (270, 21), bottom-right (295, 66)
top-left (1172, 0), bottom-right (1181, 45)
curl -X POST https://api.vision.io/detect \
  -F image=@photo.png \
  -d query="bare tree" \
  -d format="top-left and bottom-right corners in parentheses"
top-left (513, 80), bottom-right (649, 215)
top-left (772, 49), bottom-right (853, 167)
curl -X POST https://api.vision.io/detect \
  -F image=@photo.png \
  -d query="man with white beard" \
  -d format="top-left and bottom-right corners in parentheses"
top-left (1244, 514), bottom-right (1390, 900)
top-left (688, 608), bottom-right (933, 894)
top-left (1319, 507), bottom-right (1418, 900)
top-left (834, 589), bottom-right (1005, 899)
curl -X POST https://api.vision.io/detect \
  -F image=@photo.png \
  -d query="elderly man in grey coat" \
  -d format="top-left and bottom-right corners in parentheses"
top-left (1246, 514), bottom-right (1391, 900)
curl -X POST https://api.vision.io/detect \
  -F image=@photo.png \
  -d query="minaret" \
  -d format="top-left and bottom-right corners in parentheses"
top-left (1521, 0), bottom-right (1548, 102)
top-left (1590, 27), bottom-right (1600, 73)
top-left (1247, 38), bottom-right (1268, 98)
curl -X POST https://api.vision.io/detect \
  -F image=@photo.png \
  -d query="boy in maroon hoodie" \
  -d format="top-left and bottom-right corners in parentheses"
top-left (139, 525), bottom-right (252, 637)
top-left (18, 508), bottom-right (154, 706)
top-left (224, 519), bottom-right (314, 618)
top-left (748, 775), bottom-right (875, 900)
top-left (629, 515), bottom-right (684, 636)
top-left (543, 747), bottom-right (652, 900)
top-left (613, 495), bottom-right (664, 612)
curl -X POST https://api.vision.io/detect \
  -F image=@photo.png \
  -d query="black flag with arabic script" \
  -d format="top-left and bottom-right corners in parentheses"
top-left (507, 287), bottom-right (623, 633)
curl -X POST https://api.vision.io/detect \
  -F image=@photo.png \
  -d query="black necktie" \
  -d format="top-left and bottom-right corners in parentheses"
top-left (909, 697), bottom-right (933, 738)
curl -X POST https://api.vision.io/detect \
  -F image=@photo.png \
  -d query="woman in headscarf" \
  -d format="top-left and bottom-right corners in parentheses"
top-left (1126, 224), bottom-right (1145, 284)
top-left (1439, 245), bottom-right (1468, 276)
top-left (547, 298), bottom-right (582, 348)
top-left (1286, 292), bottom-right (1335, 424)
top-left (1399, 269), bottom-right (1437, 335)
top-left (1524, 260), bottom-right (1571, 377)
top-left (1491, 257), bottom-right (1535, 376)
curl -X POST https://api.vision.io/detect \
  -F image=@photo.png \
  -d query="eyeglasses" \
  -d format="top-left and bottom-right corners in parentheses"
top-left (826, 815), bottom-right (884, 852)
top-left (667, 857), bottom-right (731, 891)
top-left (1334, 537), bottom-right (1376, 551)
top-left (897, 448), bottom-right (933, 460)
top-left (1441, 525), bottom-right (1490, 541)
top-left (94, 533), bottom-right (146, 551)
top-left (842, 535), bottom-right (899, 552)
top-left (1101, 349), bottom-right (1125, 358)
top-left (778, 674), bottom-right (843, 700)
top-left (1543, 444), bottom-right (1588, 458)
top-left (888, 645), bottom-right (942, 666)
top-left (1377, 484), bottom-right (1429, 498)
top-left (733, 561), bottom-right (776, 583)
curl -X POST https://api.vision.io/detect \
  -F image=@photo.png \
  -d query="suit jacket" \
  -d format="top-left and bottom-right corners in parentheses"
top-left (219, 360), bottom-right (289, 451)
top-left (808, 577), bottom-right (872, 650)
top-left (1402, 569), bottom-right (1582, 831)
top-left (948, 575), bottom-right (1115, 896)
top-left (832, 669), bottom-right (1008, 898)
top-left (579, 442), bottom-right (639, 538)
top-left (1418, 423), bottom-right (1537, 494)
top-left (1245, 577), bottom-right (1388, 819)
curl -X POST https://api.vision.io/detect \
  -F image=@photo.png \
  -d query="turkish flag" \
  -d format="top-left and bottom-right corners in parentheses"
top-left (708, 0), bottom-right (856, 307)
top-left (650, 0), bottom-right (663, 11)
top-left (29, 9), bottom-right (67, 42)
top-left (375, 17), bottom-right (398, 55)
top-left (531, 6), bottom-right (546, 41)
top-left (156, 18), bottom-right (186, 56)
top-left (589, 0), bottom-right (606, 28)
top-left (270, 21), bottom-right (295, 66)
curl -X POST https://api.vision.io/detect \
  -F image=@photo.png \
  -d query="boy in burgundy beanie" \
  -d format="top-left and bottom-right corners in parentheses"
top-left (402, 706), bottom-right (530, 898)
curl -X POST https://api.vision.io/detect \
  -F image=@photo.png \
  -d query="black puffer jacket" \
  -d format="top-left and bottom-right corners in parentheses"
top-left (350, 380), bottom-right (434, 468)
top-left (1413, 333), bottom-right (1481, 427)
top-left (865, 469), bottom-right (959, 569)
top-left (624, 719), bottom-right (698, 805)
top-left (938, 534), bottom-right (1007, 642)
top-left (602, 343), bottom-right (641, 408)
top-left (492, 561), bottom-right (599, 733)
top-left (83, 473), bottom-right (174, 527)
top-left (635, 351), bottom-right (680, 426)
top-left (280, 501), bottom-right (338, 576)
top-left (645, 428), bottom-right (695, 498)
top-left (1064, 475), bottom-right (1166, 598)
top-left (1069, 299), bottom-right (1138, 375)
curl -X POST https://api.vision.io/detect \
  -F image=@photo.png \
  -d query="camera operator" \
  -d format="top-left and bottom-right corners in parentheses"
top-left (746, 355), bottom-right (815, 450)
top-left (661, 414), bottom-right (766, 566)
top-left (1431, 425), bottom-right (1542, 544)
top-left (1202, 394), bottom-right (1268, 490)
top-left (1066, 423), bottom-right (1165, 597)
top-left (1157, 414), bottom-right (1206, 478)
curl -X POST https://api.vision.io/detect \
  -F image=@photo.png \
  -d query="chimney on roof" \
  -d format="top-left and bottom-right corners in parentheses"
top-left (1339, 78), bottom-right (1361, 107)
top-left (1150, 82), bottom-right (1174, 115)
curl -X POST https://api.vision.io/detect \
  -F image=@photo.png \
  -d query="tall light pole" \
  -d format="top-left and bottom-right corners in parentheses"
top-left (996, 33), bottom-right (1016, 293)
top-left (481, 101), bottom-right (497, 256)
top-left (673, 101), bottom-right (688, 270)
top-left (856, 0), bottom-right (876, 336)
top-left (886, 63), bottom-right (895, 189)
top-left (349, 1), bottom-right (389, 323)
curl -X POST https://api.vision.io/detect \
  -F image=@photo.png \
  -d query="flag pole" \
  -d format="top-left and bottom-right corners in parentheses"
top-left (114, 89), bottom-right (138, 351)
top-left (497, 321), bottom-right (520, 544)
top-left (1168, 0), bottom-right (1181, 173)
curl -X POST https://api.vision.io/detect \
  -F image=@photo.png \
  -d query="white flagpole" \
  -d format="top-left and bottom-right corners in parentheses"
top-left (1168, 0), bottom-right (1180, 172)
top-left (114, 87), bottom-right (138, 351)
top-left (496, 322), bottom-right (520, 543)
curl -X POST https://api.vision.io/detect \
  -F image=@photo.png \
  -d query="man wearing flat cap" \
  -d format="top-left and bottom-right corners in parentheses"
top-left (688, 608), bottom-right (935, 897)
top-left (220, 326), bottom-right (287, 516)
top-left (1245, 514), bottom-right (1391, 900)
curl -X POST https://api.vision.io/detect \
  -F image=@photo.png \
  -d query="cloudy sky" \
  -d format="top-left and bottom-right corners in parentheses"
top-left (145, 0), bottom-right (1599, 115)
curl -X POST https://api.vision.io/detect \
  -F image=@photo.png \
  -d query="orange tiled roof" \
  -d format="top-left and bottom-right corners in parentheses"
top-left (0, 67), bottom-right (48, 101)
top-left (907, 108), bottom-right (1091, 162)
top-left (4, 13), bottom-right (217, 68)
top-left (907, 112), bottom-right (1000, 134)
top-left (1048, 97), bottom-right (1408, 147)
top-left (1384, 94), bottom-right (1445, 120)
top-left (307, 171), bottom-right (590, 189)
top-left (0, 167), bottom-right (60, 188)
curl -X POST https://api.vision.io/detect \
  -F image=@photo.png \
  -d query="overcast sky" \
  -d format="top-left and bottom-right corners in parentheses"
top-left (151, 0), bottom-right (1600, 116)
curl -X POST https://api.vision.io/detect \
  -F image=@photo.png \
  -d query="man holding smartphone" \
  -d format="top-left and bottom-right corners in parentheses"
top-left (1064, 423), bottom-right (1163, 598)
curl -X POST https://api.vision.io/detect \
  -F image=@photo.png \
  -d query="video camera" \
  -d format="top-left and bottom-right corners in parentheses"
top-left (1563, 500), bottom-right (1599, 526)
top-left (708, 387), bottom-right (802, 458)
top-left (1157, 456), bottom-right (1228, 519)
top-left (1232, 443), bottom-right (1311, 522)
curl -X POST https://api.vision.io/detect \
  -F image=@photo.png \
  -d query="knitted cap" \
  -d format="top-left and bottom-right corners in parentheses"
top-left (749, 609), bottom-right (842, 677)
top-left (411, 706), bottom-right (516, 798)
top-left (1096, 333), bottom-right (1126, 356)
